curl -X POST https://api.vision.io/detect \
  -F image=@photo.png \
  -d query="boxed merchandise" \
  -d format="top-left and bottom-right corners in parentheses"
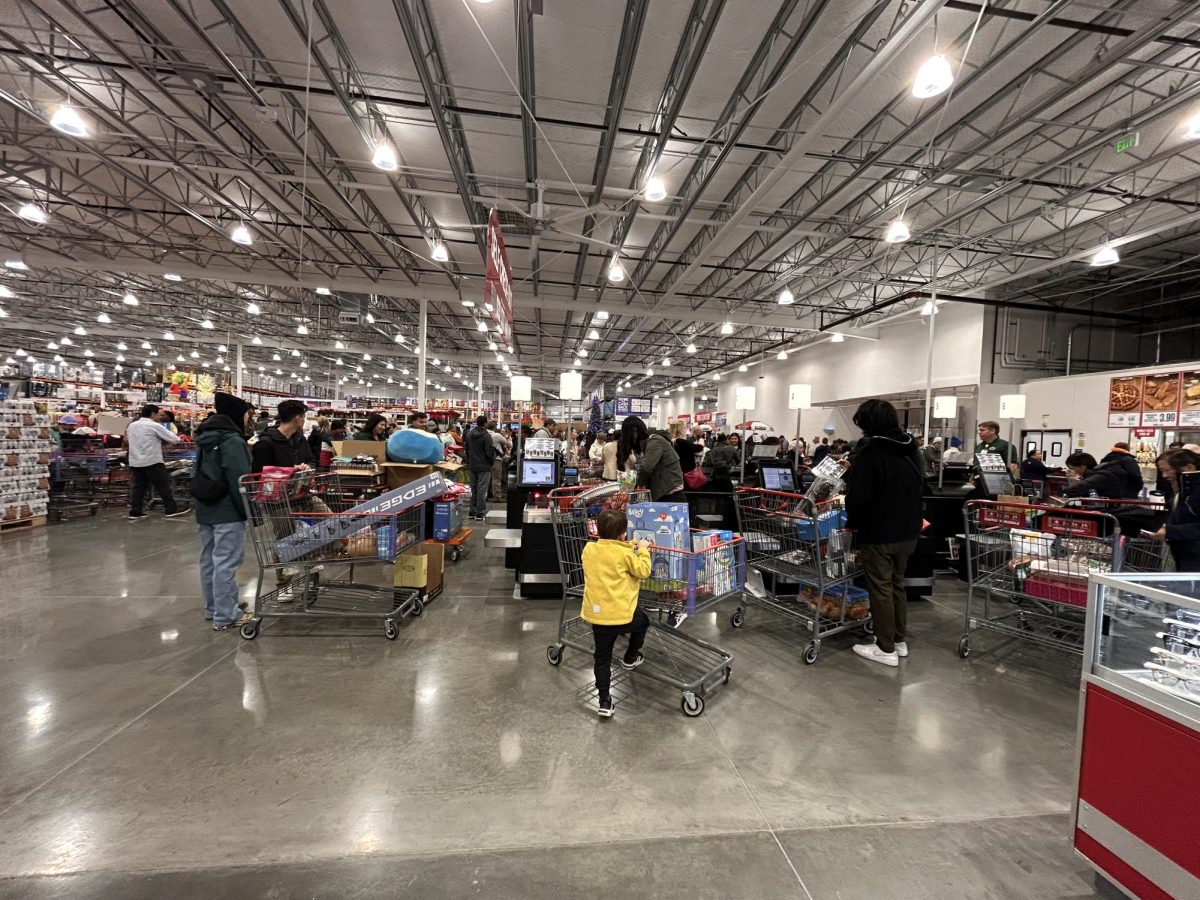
top-left (692, 529), bottom-right (737, 596)
top-left (394, 542), bottom-right (445, 598)
top-left (796, 506), bottom-right (846, 541)
top-left (431, 498), bottom-right (464, 541)
top-left (0, 401), bottom-right (51, 525)
top-left (626, 502), bottom-right (690, 583)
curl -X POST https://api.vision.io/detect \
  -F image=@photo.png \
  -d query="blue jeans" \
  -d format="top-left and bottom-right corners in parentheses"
top-left (469, 470), bottom-right (491, 517)
top-left (199, 521), bottom-right (246, 625)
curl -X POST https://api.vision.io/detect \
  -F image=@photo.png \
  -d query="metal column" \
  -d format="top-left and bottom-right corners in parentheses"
top-left (235, 342), bottom-right (243, 395)
top-left (418, 297), bottom-right (428, 411)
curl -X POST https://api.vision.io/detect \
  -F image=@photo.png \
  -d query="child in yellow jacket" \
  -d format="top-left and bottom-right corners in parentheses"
top-left (582, 508), bottom-right (653, 718)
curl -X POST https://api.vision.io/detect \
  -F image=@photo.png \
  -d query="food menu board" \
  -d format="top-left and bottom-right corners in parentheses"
top-left (1140, 373), bottom-right (1180, 427)
top-left (1181, 372), bottom-right (1200, 427)
top-left (1107, 376), bottom-right (1142, 427)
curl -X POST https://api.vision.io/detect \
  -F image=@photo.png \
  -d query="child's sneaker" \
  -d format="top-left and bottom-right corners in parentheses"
top-left (597, 695), bottom-right (614, 718)
top-left (621, 653), bottom-right (644, 670)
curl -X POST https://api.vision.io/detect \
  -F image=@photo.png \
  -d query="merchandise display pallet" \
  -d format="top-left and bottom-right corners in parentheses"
top-left (0, 515), bottom-right (48, 535)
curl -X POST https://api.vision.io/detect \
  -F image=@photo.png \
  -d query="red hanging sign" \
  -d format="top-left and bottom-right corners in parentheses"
top-left (695, 411), bottom-right (713, 424)
top-left (1043, 513), bottom-right (1100, 538)
top-left (979, 507), bottom-right (1026, 528)
top-left (484, 209), bottom-right (514, 349)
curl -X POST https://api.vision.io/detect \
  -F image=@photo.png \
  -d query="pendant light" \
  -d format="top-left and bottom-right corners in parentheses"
top-left (643, 176), bottom-right (667, 202)
top-left (778, 288), bottom-right (794, 305)
top-left (431, 243), bottom-right (449, 262)
top-left (50, 103), bottom-right (88, 137)
top-left (17, 202), bottom-right (47, 224)
top-left (884, 220), bottom-right (911, 243)
top-left (1090, 245), bottom-right (1120, 267)
top-left (607, 258), bottom-right (626, 283)
top-left (912, 54), bottom-right (954, 99)
top-left (230, 223), bottom-right (253, 245)
top-left (372, 142), bottom-right (398, 171)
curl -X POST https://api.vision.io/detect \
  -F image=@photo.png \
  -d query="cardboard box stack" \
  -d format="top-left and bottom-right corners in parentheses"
top-left (0, 400), bottom-right (52, 523)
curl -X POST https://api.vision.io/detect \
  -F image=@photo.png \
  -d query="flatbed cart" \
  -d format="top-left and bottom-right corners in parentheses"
top-left (239, 471), bottom-right (425, 641)
top-left (545, 484), bottom-right (741, 717)
top-left (733, 488), bottom-right (865, 665)
top-left (960, 500), bottom-right (1121, 658)
top-left (427, 526), bottom-right (472, 563)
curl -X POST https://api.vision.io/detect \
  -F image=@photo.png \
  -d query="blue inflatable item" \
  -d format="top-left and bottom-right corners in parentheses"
top-left (387, 428), bottom-right (445, 464)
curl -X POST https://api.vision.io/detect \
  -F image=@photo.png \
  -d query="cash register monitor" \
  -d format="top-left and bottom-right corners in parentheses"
top-left (520, 458), bottom-right (557, 488)
top-left (760, 465), bottom-right (795, 491)
top-left (751, 443), bottom-right (780, 459)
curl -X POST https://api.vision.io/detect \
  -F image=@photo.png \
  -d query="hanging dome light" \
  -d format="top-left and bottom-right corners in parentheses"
top-left (50, 103), bottom-right (88, 137)
top-left (200, 319), bottom-right (214, 329)
top-left (476, 320), bottom-right (488, 332)
top-left (246, 302), bottom-right (260, 315)
top-left (912, 54), bottom-right (954, 99)
top-left (721, 322), bottom-right (733, 335)
top-left (884, 220), bottom-right (911, 243)
top-left (1090, 245), bottom-right (1120, 267)
top-left (296, 324), bottom-right (308, 335)
top-left (163, 273), bottom-right (182, 282)
top-left (252, 336), bottom-right (263, 345)
top-left (607, 258), bottom-right (626, 283)
top-left (431, 243), bottom-right (449, 262)
top-left (372, 142), bottom-right (398, 171)
top-left (587, 328), bottom-right (600, 340)
top-left (95, 312), bottom-right (111, 324)
top-left (738, 364), bottom-right (749, 372)
top-left (1185, 113), bottom-right (1200, 140)
top-left (661, 357), bottom-right (672, 367)
top-left (123, 292), bottom-right (139, 306)
top-left (686, 343), bottom-right (697, 354)
top-left (162, 331), bottom-right (174, 341)
top-left (230, 223), bottom-right (253, 245)
top-left (17, 203), bottom-right (47, 224)
top-left (778, 288), bottom-right (795, 305)
top-left (74, 325), bottom-right (87, 335)
top-left (830, 332), bottom-right (845, 343)
top-left (777, 350), bottom-right (788, 361)
top-left (643, 176), bottom-right (667, 202)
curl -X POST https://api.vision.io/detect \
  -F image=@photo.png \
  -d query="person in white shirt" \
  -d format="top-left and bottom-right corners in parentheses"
top-left (125, 403), bottom-right (187, 520)
top-left (489, 421), bottom-right (511, 500)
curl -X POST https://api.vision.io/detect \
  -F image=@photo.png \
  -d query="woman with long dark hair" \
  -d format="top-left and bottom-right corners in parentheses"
top-left (618, 416), bottom-right (684, 501)
top-left (1157, 449), bottom-right (1200, 571)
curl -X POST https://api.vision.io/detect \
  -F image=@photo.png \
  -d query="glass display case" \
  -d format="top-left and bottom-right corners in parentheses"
top-left (1074, 573), bottom-right (1200, 899)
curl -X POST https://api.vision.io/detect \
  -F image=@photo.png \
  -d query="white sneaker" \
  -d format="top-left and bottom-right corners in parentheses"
top-left (894, 642), bottom-right (909, 658)
top-left (853, 643), bottom-right (899, 667)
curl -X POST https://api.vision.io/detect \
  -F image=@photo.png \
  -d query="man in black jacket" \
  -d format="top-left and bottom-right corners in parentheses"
top-left (843, 399), bottom-right (924, 668)
top-left (251, 399), bottom-right (314, 472)
top-left (1099, 443), bottom-right (1144, 499)
top-left (465, 415), bottom-right (497, 522)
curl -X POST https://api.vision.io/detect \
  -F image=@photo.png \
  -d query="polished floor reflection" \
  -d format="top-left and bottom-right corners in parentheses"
top-left (0, 511), bottom-right (1103, 898)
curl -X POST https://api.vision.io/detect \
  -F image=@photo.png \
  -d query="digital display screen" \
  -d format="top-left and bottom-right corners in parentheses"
top-left (521, 459), bottom-right (556, 486)
top-left (761, 466), bottom-right (795, 491)
top-left (751, 443), bottom-right (779, 458)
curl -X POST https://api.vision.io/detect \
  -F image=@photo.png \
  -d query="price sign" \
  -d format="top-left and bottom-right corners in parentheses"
top-left (979, 507), bottom-right (1027, 528)
top-left (1107, 376), bottom-right (1142, 428)
top-left (1140, 373), bottom-right (1180, 427)
top-left (1043, 514), bottom-right (1099, 538)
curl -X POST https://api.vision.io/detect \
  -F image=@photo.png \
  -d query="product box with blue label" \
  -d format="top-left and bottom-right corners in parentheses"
top-left (626, 502), bottom-right (690, 584)
top-left (431, 498), bottom-right (464, 541)
top-left (692, 529), bottom-right (738, 595)
top-left (796, 506), bottom-right (846, 541)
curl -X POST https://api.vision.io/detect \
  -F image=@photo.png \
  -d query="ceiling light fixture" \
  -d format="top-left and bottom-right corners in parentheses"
top-left (686, 342), bottom-right (697, 354)
top-left (162, 331), bottom-right (174, 341)
top-left (246, 302), bottom-right (260, 315)
top-left (778, 288), bottom-right (794, 305)
top-left (596, 310), bottom-right (609, 321)
top-left (1090, 245), bottom-right (1120, 267)
top-left (50, 103), bottom-right (88, 137)
top-left (830, 332), bottom-right (845, 343)
top-left (17, 202), bottom-right (47, 224)
top-left (738, 364), bottom-right (748, 372)
top-left (296, 324), bottom-right (308, 335)
top-left (116, 342), bottom-right (127, 350)
top-left (252, 336), bottom-right (262, 345)
top-left (431, 243), bottom-right (449, 262)
top-left (912, 53), bottom-right (954, 99)
top-left (0, 286), bottom-right (11, 299)
top-left (607, 258), bottom-right (626, 283)
top-left (644, 176), bottom-right (667, 202)
top-left (661, 357), bottom-right (671, 367)
top-left (372, 142), bottom-right (398, 171)
top-left (200, 319), bottom-right (214, 329)
top-left (587, 328), bottom-right (600, 340)
top-left (316, 286), bottom-right (331, 296)
top-left (646, 368), bottom-right (654, 377)
top-left (720, 322), bottom-right (733, 335)
top-left (230, 223), bottom-right (253, 245)
top-left (578, 348), bottom-right (588, 357)
top-left (365, 312), bottom-right (375, 324)
top-left (163, 273), bottom-right (182, 282)
top-left (74, 325), bottom-right (87, 335)
top-left (4, 259), bottom-right (27, 270)
top-left (122, 292), bottom-right (138, 306)
top-left (777, 350), bottom-right (788, 360)
top-left (476, 320), bottom-right (488, 332)
top-left (884, 220), bottom-right (911, 243)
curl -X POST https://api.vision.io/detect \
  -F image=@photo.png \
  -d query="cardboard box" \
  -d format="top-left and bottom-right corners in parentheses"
top-left (394, 542), bottom-right (444, 597)
top-left (333, 440), bottom-right (387, 462)
top-left (431, 498), bottom-right (464, 541)
top-left (383, 462), bottom-right (434, 489)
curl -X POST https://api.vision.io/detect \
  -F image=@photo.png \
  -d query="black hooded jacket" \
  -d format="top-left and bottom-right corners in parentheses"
top-left (1099, 449), bottom-right (1144, 499)
top-left (251, 425), bottom-right (315, 472)
top-left (844, 428), bottom-right (925, 545)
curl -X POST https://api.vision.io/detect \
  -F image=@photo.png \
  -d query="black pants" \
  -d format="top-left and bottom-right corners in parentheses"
top-left (592, 608), bottom-right (650, 698)
top-left (859, 540), bottom-right (917, 654)
top-left (130, 463), bottom-right (177, 515)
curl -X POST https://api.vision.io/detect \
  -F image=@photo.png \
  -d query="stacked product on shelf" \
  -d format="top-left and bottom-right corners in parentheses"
top-left (0, 400), bottom-right (52, 526)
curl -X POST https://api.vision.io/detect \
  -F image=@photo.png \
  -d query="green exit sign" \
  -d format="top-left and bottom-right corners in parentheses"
top-left (1115, 132), bottom-right (1140, 154)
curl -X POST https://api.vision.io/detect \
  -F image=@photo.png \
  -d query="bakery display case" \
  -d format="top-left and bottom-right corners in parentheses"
top-left (1074, 573), bottom-right (1200, 899)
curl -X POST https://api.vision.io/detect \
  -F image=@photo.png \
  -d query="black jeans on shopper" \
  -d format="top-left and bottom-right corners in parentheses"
top-left (130, 462), bottom-right (177, 515)
top-left (859, 540), bottom-right (917, 654)
top-left (591, 608), bottom-right (650, 698)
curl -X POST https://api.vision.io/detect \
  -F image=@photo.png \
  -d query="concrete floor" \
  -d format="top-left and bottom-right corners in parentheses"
top-left (0, 508), bottom-right (1108, 899)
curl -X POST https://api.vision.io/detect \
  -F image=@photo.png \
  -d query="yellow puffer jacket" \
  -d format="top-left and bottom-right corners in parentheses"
top-left (580, 539), bottom-right (652, 625)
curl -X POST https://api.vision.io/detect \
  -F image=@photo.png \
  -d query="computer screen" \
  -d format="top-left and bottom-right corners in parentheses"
top-left (761, 466), bottom-right (795, 491)
top-left (520, 459), bottom-right (556, 487)
top-left (751, 443), bottom-right (779, 459)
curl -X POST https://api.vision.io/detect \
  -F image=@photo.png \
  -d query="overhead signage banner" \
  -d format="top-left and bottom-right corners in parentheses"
top-left (1140, 372), bottom-right (1180, 427)
top-left (484, 209), bottom-right (514, 349)
top-left (1181, 372), bottom-right (1200, 427)
top-left (614, 397), bottom-right (653, 417)
top-left (1107, 376), bottom-right (1142, 428)
top-left (695, 411), bottom-right (713, 424)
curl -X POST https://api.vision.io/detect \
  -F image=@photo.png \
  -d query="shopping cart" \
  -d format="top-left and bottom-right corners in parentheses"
top-left (48, 454), bottom-right (100, 519)
top-left (960, 500), bottom-right (1121, 658)
top-left (733, 488), bottom-right (864, 664)
top-left (238, 471), bottom-right (425, 641)
top-left (545, 483), bottom-right (740, 717)
top-left (1049, 496), bottom-right (1172, 575)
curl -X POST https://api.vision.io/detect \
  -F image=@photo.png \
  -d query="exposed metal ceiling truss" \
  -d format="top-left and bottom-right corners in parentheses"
top-left (1, 0), bottom-right (1200, 400)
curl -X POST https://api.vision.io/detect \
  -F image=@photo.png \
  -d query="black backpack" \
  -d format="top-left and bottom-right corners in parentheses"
top-left (191, 442), bottom-right (227, 502)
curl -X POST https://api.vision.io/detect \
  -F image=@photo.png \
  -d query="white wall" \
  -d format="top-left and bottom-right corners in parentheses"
top-left (715, 304), bottom-right (986, 439)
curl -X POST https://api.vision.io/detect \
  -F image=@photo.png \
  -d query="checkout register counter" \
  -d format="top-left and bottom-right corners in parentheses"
top-left (484, 440), bottom-right (569, 598)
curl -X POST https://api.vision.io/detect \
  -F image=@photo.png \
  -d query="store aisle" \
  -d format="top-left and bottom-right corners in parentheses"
top-left (0, 512), bottom-right (1103, 899)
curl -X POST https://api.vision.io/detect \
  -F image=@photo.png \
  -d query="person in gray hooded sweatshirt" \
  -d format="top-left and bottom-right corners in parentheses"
top-left (193, 392), bottom-right (255, 631)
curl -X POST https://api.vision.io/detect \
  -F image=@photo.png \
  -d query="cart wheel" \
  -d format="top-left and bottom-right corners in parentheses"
top-left (409, 598), bottom-right (424, 618)
top-left (730, 608), bottom-right (745, 629)
top-left (681, 693), bottom-right (705, 717)
top-left (957, 635), bottom-right (971, 658)
top-left (723, 666), bottom-right (732, 685)
top-left (239, 619), bottom-right (260, 641)
top-left (546, 645), bottom-right (563, 666)
top-left (862, 619), bottom-right (874, 636)
top-left (448, 548), bottom-right (459, 563)
top-left (803, 643), bottom-right (819, 665)
top-left (384, 620), bottom-right (399, 640)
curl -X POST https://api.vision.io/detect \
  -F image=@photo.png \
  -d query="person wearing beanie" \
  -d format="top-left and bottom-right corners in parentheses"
top-left (193, 392), bottom-right (254, 632)
top-left (353, 412), bottom-right (388, 442)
